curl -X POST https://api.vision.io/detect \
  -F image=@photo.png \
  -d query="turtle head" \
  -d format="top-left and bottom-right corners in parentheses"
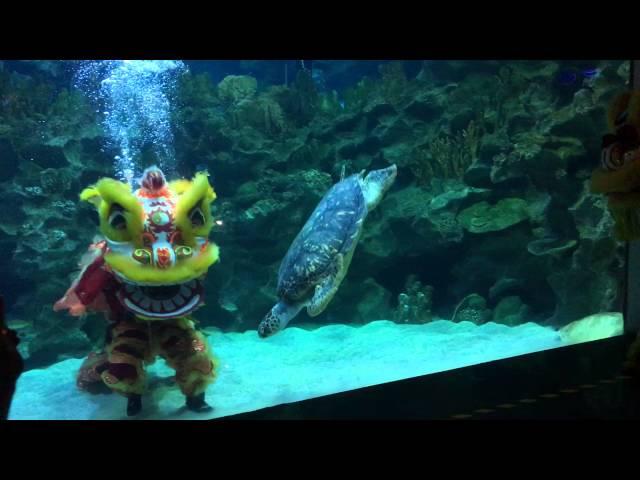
top-left (361, 164), bottom-right (397, 210)
top-left (258, 300), bottom-right (304, 338)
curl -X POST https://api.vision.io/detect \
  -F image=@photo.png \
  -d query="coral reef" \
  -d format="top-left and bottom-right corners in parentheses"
top-left (492, 296), bottom-right (530, 326)
top-left (393, 275), bottom-right (433, 324)
top-left (217, 75), bottom-right (257, 106)
top-left (457, 198), bottom-right (529, 234)
top-left (411, 120), bottom-right (481, 184)
top-left (451, 293), bottom-right (492, 325)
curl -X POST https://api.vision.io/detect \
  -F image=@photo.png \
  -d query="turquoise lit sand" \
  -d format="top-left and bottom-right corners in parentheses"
top-left (8, 314), bottom-right (623, 420)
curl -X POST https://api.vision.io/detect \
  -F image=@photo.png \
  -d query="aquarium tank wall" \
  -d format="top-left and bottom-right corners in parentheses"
top-left (0, 59), bottom-right (630, 420)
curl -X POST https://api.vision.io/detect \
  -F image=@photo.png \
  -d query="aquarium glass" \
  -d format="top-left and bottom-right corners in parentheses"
top-left (1, 59), bottom-right (630, 420)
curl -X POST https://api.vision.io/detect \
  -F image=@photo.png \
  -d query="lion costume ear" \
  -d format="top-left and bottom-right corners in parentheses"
top-left (174, 172), bottom-right (217, 243)
top-left (80, 186), bottom-right (102, 207)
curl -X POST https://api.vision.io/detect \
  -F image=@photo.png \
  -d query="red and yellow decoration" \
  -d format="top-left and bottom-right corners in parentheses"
top-left (591, 90), bottom-right (640, 240)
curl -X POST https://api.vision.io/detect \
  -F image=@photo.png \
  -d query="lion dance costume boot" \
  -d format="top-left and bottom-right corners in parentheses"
top-left (590, 90), bottom-right (640, 377)
top-left (54, 166), bottom-right (220, 416)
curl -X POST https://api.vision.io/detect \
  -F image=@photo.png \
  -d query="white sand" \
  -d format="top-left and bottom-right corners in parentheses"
top-left (8, 314), bottom-right (623, 420)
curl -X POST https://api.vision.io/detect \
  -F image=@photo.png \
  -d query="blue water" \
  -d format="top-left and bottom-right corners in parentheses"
top-left (0, 59), bottom-right (629, 420)
top-left (73, 60), bottom-right (186, 183)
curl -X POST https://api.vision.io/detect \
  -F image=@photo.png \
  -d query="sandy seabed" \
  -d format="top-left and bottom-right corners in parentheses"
top-left (8, 314), bottom-right (623, 420)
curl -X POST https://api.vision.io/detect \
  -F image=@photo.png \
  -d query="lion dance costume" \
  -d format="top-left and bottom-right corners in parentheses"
top-left (54, 166), bottom-right (219, 416)
top-left (590, 90), bottom-right (640, 376)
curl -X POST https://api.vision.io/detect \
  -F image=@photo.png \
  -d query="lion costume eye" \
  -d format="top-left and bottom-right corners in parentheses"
top-left (108, 204), bottom-right (127, 230)
top-left (189, 205), bottom-right (206, 227)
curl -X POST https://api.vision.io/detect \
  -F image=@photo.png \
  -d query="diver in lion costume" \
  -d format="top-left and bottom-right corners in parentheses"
top-left (590, 90), bottom-right (640, 376)
top-left (54, 166), bottom-right (219, 416)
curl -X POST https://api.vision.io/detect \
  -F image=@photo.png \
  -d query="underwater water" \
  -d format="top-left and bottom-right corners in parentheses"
top-left (0, 59), bottom-right (631, 420)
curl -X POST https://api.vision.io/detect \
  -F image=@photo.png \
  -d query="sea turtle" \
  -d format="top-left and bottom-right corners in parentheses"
top-left (258, 164), bottom-right (397, 338)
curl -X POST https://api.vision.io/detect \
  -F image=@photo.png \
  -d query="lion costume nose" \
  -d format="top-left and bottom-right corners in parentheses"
top-left (154, 246), bottom-right (175, 268)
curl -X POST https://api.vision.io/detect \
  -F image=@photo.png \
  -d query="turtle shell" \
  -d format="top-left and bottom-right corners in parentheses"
top-left (277, 174), bottom-right (367, 302)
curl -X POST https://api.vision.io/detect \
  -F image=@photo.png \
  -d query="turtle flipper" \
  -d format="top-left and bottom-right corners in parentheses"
top-left (307, 254), bottom-right (343, 317)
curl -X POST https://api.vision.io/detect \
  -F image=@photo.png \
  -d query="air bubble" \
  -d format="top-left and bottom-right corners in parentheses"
top-left (73, 60), bottom-right (187, 184)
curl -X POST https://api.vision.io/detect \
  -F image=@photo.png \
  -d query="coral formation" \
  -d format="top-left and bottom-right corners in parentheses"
top-left (393, 275), bottom-right (433, 324)
top-left (217, 75), bottom-right (257, 106)
top-left (451, 293), bottom-right (492, 325)
top-left (411, 120), bottom-right (481, 184)
top-left (457, 198), bottom-right (529, 233)
top-left (492, 296), bottom-right (530, 326)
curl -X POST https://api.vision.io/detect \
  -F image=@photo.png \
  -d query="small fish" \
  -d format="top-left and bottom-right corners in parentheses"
top-left (7, 320), bottom-right (30, 330)
top-left (339, 100), bottom-right (345, 109)
top-left (556, 66), bottom-right (601, 87)
top-left (220, 300), bottom-right (238, 313)
top-left (581, 67), bottom-right (601, 80)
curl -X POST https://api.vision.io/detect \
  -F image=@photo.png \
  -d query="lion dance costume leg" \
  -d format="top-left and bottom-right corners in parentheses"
top-left (54, 167), bottom-right (220, 416)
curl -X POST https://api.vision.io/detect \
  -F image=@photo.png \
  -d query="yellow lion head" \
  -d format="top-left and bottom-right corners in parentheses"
top-left (80, 166), bottom-right (219, 319)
